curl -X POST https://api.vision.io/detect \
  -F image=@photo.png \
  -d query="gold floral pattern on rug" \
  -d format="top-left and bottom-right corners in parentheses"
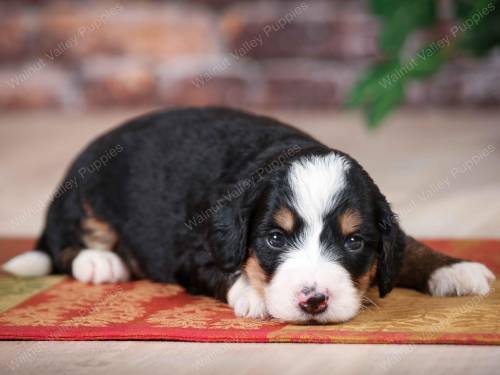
top-left (337, 284), bottom-right (500, 334)
top-left (0, 280), bottom-right (182, 327)
top-left (147, 296), bottom-right (281, 330)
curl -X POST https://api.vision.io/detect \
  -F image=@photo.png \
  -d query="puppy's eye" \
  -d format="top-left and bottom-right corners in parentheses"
top-left (267, 230), bottom-right (286, 249)
top-left (344, 235), bottom-right (364, 251)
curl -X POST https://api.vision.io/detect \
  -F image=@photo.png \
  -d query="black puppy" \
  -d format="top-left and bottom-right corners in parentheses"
top-left (4, 108), bottom-right (494, 323)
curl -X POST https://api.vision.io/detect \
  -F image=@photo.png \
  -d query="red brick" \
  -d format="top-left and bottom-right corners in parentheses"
top-left (459, 55), bottom-right (500, 106)
top-left (406, 81), bottom-right (432, 106)
top-left (383, 55), bottom-right (500, 107)
top-left (80, 57), bottom-right (156, 107)
top-left (221, 2), bottom-right (378, 60)
top-left (0, 65), bottom-right (77, 109)
top-left (260, 60), bottom-right (365, 108)
top-left (35, 3), bottom-right (220, 60)
top-left (425, 62), bottom-right (469, 106)
top-left (157, 60), bottom-right (260, 107)
top-left (0, 11), bottom-right (34, 60)
top-left (2, 0), bottom-right (500, 111)
top-left (189, 0), bottom-right (238, 9)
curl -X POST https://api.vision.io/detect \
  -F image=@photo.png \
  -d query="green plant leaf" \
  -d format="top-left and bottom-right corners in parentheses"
top-left (352, 0), bottom-right (500, 129)
top-left (346, 61), bottom-right (401, 108)
top-left (370, 0), bottom-right (400, 18)
top-left (408, 49), bottom-right (445, 78)
top-left (372, 0), bottom-right (437, 57)
top-left (456, 0), bottom-right (500, 56)
top-left (365, 80), bottom-right (404, 128)
top-left (378, 15), bottom-right (415, 56)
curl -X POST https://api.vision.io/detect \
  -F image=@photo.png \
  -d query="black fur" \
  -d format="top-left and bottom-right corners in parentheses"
top-left (38, 107), bottom-right (405, 300)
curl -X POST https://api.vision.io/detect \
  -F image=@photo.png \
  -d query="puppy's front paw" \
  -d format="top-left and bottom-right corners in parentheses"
top-left (72, 249), bottom-right (130, 284)
top-left (227, 275), bottom-right (268, 319)
top-left (428, 262), bottom-right (495, 296)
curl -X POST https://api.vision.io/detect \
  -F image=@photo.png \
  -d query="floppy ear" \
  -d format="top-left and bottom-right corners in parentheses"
top-left (207, 182), bottom-right (265, 273)
top-left (373, 189), bottom-right (406, 297)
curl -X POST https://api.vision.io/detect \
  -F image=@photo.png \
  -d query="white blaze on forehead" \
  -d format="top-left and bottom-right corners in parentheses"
top-left (288, 153), bottom-right (349, 224)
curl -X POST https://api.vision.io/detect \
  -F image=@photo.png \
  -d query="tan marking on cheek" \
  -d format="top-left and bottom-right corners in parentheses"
top-left (244, 253), bottom-right (268, 297)
top-left (81, 202), bottom-right (118, 250)
top-left (356, 260), bottom-right (378, 295)
top-left (273, 207), bottom-right (295, 233)
top-left (357, 273), bottom-right (370, 295)
top-left (339, 209), bottom-right (362, 236)
top-left (369, 260), bottom-right (378, 282)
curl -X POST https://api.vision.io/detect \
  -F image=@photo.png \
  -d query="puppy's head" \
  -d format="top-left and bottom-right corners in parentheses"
top-left (209, 151), bottom-right (405, 323)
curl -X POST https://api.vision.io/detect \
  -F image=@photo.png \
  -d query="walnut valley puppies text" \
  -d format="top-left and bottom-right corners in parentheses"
top-left (184, 144), bottom-right (302, 230)
top-left (55, 144), bottom-right (124, 197)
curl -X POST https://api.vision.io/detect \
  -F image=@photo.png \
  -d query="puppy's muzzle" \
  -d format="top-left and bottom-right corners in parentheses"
top-left (298, 288), bottom-right (329, 315)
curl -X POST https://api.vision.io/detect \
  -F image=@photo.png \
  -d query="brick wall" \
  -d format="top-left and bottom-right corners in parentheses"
top-left (1, 0), bottom-right (499, 110)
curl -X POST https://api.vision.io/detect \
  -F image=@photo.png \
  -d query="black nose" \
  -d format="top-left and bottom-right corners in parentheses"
top-left (299, 293), bottom-right (328, 315)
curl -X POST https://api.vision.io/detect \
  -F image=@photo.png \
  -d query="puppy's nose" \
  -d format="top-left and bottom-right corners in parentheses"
top-left (299, 292), bottom-right (328, 315)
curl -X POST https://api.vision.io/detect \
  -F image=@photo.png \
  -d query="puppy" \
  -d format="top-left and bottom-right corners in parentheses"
top-left (3, 107), bottom-right (495, 323)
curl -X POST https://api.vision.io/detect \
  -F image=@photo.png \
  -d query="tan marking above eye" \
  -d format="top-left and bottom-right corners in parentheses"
top-left (339, 208), bottom-right (362, 236)
top-left (273, 207), bottom-right (295, 233)
top-left (244, 253), bottom-right (268, 296)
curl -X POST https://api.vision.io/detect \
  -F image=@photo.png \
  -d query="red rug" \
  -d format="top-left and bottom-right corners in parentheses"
top-left (1, 238), bottom-right (499, 344)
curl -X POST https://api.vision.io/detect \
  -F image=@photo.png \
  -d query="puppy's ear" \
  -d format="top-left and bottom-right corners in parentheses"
top-left (207, 182), bottom-right (265, 273)
top-left (373, 189), bottom-right (406, 297)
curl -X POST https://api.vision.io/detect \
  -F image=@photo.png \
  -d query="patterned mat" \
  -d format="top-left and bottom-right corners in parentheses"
top-left (0, 239), bottom-right (499, 344)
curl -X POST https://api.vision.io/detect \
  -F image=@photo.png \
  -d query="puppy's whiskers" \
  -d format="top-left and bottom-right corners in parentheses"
top-left (361, 295), bottom-right (379, 308)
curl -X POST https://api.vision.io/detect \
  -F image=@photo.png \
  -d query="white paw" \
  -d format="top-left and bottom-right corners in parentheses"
top-left (72, 249), bottom-right (130, 284)
top-left (2, 250), bottom-right (52, 277)
top-left (227, 275), bottom-right (268, 319)
top-left (428, 262), bottom-right (495, 296)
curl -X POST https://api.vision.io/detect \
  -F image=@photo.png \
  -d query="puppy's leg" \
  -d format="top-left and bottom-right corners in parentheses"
top-left (174, 242), bottom-right (267, 318)
top-left (71, 206), bottom-right (130, 284)
top-left (72, 249), bottom-right (129, 284)
top-left (397, 236), bottom-right (495, 296)
top-left (227, 274), bottom-right (268, 319)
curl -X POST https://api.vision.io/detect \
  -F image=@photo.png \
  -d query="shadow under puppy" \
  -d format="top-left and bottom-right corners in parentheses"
top-left (4, 108), bottom-right (495, 323)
